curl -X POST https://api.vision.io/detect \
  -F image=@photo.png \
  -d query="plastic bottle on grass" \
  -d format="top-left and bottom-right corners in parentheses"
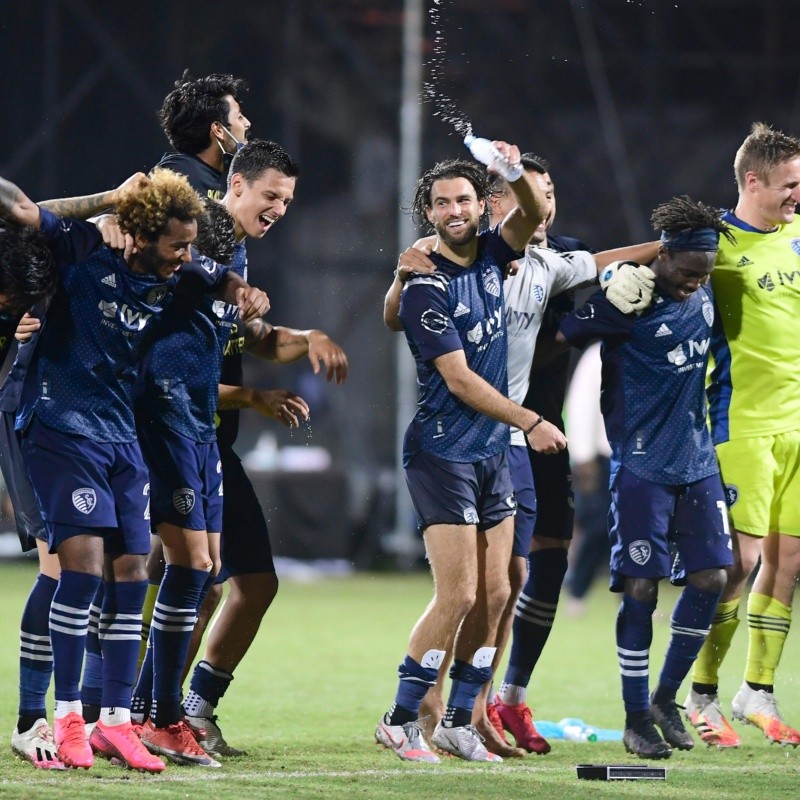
top-left (558, 718), bottom-right (599, 742)
top-left (463, 135), bottom-right (523, 181)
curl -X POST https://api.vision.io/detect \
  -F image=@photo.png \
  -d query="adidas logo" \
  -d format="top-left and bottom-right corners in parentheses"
top-left (101, 274), bottom-right (117, 288)
top-left (737, 256), bottom-right (754, 268)
top-left (655, 323), bottom-right (672, 337)
top-left (453, 302), bottom-right (470, 317)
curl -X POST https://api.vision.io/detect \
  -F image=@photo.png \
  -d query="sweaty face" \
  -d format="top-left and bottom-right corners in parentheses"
top-left (229, 169), bottom-right (296, 240)
top-left (425, 177), bottom-right (483, 248)
top-left (750, 157), bottom-right (800, 227)
top-left (134, 218), bottom-right (197, 280)
top-left (654, 248), bottom-right (715, 302)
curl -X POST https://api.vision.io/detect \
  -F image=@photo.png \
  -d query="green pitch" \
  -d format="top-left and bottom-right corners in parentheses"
top-left (0, 561), bottom-right (798, 799)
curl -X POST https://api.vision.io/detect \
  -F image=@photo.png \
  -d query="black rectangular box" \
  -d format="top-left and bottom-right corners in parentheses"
top-left (576, 764), bottom-right (667, 781)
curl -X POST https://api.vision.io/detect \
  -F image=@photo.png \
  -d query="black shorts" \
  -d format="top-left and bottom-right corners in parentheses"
top-left (528, 445), bottom-right (574, 542)
top-left (216, 446), bottom-right (275, 581)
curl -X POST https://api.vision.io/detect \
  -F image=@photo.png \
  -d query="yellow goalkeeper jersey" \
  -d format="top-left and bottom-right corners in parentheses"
top-left (708, 212), bottom-right (800, 444)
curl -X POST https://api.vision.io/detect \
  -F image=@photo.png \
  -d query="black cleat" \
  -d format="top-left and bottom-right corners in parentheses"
top-left (623, 713), bottom-right (673, 760)
top-left (650, 694), bottom-right (695, 751)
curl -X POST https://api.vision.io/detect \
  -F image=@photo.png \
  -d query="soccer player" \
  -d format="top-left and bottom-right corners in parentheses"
top-left (388, 156), bottom-right (657, 757)
top-left (557, 196), bottom-right (735, 759)
top-left (1, 168), bottom-right (255, 772)
top-left (376, 144), bottom-right (568, 764)
top-left (685, 123), bottom-right (800, 747)
top-left (179, 140), bottom-right (348, 758)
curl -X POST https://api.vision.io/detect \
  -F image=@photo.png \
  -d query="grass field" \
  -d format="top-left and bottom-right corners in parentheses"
top-left (0, 561), bottom-right (798, 799)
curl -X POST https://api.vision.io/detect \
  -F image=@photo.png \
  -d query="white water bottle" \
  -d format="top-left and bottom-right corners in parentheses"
top-left (463, 135), bottom-right (523, 181)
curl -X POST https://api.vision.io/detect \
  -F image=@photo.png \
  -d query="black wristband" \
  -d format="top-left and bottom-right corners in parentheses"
top-left (524, 415), bottom-right (544, 436)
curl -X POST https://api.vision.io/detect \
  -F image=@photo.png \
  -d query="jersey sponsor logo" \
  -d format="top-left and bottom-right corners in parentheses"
top-left (667, 338), bottom-right (709, 368)
top-left (482, 269), bottom-right (501, 298)
top-left (72, 487), bottom-right (97, 515)
top-left (173, 488), bottom-right (196, 515)
top-left (791, 238), bottom-right (800, 257)
top-left (147, 287), bottom-right (168, 306)
top-left (505, 307), bottom-right (538, 330)
top-left (463, 506), bottom-right (479, 525)
top-left (655, 323), bottom-right (672, 337)
top-left (667, 343), bottom-right (687, 367)
top-left (702, 301), bottom-right (714, 327)
top-left (724, 484), bottom-right (738, 507)
top-left (532, 284), bottom-right (544, 303)
top-left (736, 255), bottom-right (754, 268)
top-left (777, 270), bottom-right (800, 286)
top-left (453, 302), bottom-right (470, 317)
top-left (212, 299), bottom-right (238, 319)
top-left (101, 274), bottom-right (117, 288)
top-left (98, 300), bottom-right (154, 331)
top-left (628, 539), bottom-right (652, 565)
top-left (420, 309), bottom-right (449, 334)
top-left (758, 273), bottom-right (775, 291)
top-left (466, 308), bottom-right (503, 348)
top-left (467, 321), bottom-right (483, 344)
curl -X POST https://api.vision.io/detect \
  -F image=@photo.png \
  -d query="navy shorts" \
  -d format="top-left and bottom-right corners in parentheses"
top-left (139, 423), bottom-right (223, 533)
top-left (529, 445), bottom-right (573, 541)
top-left (0, 410), bottom-right (46, 551)
top-left (608, 465), bottom-right (734, 592)
top-left (404, 448), bottom-right (516, 532)
top-left (22, 417), bottom-right (150, 555)
top-left (216, 446), bottom-right (275, 581)
top-left (508, 445), bottom-right (537, 557)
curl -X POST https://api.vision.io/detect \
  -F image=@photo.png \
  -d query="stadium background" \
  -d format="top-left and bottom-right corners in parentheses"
top-left (2, 0), bottom-right (798, 565)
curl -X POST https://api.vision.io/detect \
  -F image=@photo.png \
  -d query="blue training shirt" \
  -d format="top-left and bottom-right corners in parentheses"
top-left (559, 286), bottom-right (719, 485)
top-left (399, 226), bottom-right (520, 464)
top-left (17, 209), bottom-right (226, 443)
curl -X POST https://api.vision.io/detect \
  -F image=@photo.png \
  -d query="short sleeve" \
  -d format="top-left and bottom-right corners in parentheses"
top-left (179, 254), bottom-right (230, 290)
top-left (398, 279), bottom-right (463, 362)
top-left (559, 289), bottom-right (634, 348)
top-left (38, 209), bottom-right (103, 265)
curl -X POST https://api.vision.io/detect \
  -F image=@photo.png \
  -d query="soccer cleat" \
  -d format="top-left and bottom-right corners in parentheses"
top-left (375, 716), bottom-right (440, 763)
top-left (140, 720), bottom-right (220, 767)
top-left (492, 695), bottom-right (551, 755)
top-left (184, 713), bottom-right (246, 757)
top-left (650, 694), bottom-right (694, 750)
top-left (54, 712), bottom-right (94, 769)
top-left (486, 700), bottom-right (507, 742)
top-left (11, 719), bottom-right (65, 769)
top-left (431, 722), bottom-right (503, 762)
top-left (623, 714), bottom-right (673, 760)
top-left (684, 689), bottom-right (741, 748)
top-left (90, 720), bottom-right (166, 772)
top-left (731, 683), bottom-right (800, 746)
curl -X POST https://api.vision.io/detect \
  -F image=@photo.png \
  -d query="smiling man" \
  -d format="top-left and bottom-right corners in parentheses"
top-left (557, 196), bottom-right (735, 759)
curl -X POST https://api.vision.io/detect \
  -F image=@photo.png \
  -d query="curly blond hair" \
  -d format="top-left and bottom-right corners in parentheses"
top-left (116, 168), bottom-right (203, 240)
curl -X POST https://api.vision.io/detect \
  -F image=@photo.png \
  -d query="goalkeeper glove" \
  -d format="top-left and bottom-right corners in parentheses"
top-left (599, 260), bottom-right (656, 315)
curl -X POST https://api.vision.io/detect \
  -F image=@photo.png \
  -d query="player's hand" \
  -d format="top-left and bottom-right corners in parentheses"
top-left (235, 286), bottom-right (270, 322)
top-left (15, 312), bottom-right (41, 342)
top-left (600, 261), bottom-right (656, 315)
top-left (489, 141), bottom-right (522, 182)
top-left (504, 258), bottom-right (521, 278)
top-left (525, 419), bottom-right (567, 455)
top-left (94, 213), bottom-right (135, 258)
top-left (249, 388), bottom-right (310, 428)
top-left (307, 331), bottom-right (348, 383)
top-left (110, 172), bottom-right (149, 205)
top-left (396, 245), bottom-right (437, 284)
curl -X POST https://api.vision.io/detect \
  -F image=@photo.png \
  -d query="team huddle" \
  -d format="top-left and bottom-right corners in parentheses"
top-left (3, 72), bottom-right (347, 772)
top-left (377, 122), bottom-right (800, 763)
top-left (3, 69), bottom-right (800, 774)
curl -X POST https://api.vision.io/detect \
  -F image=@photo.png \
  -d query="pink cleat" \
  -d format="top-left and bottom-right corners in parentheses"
top-left (90, 720), bottom-right (166, 772)
top-left (493, 695), bottom-right (551, 754)
top-left (55, 712), bottom-right (93, 769)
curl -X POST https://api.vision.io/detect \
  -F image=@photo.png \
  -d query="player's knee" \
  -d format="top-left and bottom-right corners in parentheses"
top-left (624, 576), bottom-right (658, 603)
top-left (486, 577), bottom-right (511, 618)
top-left (688, 567), bottom-right (727, 594)
top-left (437, 585), bottom-right (477, 621)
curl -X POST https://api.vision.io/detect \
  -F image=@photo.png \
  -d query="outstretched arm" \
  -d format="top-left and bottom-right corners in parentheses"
top-left (218, 385), bottom-right (310, 428)
top-left (0, 176), bottom-right (40, 227)
top-left (243, 318), bottom-right (348, 383)
top-left (495, 143), bottom-right (548, 252)
top-left (38, 172), bottom-right (149, 221)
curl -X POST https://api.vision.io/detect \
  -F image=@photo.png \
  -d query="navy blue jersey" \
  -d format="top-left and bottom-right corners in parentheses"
top-left (0, 314), bottom-right (25, 412)
top-left (399, 227), bottom-right (520, 464)
top-left (559, 286), bottom-right (718, 485)
top-left (155, 152), bottom-right (227, 201)
top-left (17, 209), bottom-right (226, 443)
top-left (138, 251), bottom-right (241, 443)
top-left (0, 300), bottom-right (48, 414)
top-left (216, 243), bottom-right (248, 451)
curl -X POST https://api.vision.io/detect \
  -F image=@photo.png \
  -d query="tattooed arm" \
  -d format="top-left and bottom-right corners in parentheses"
top-left (37, 172), bottom-right (148, 221)
top-left (243, 318), bottom-right (348, 383)
top-left (0, 175), bottom-right (40, 227)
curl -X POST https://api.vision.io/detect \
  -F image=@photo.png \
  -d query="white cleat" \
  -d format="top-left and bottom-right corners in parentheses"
top-left (375, 716), bottom-right (440, 763)
top-left (431, 722), bottom-right (502, 762)
top-left (731, 683), bottom-right (800, 746)
top-left (11, 719), bottom-right (65, 770)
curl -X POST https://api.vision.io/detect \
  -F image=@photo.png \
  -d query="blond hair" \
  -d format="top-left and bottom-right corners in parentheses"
top-left (733, 122), bottom-right (800, 190)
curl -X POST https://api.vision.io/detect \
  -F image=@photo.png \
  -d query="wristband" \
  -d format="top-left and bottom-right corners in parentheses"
top-left (524, 415), bottom-right (544, 436)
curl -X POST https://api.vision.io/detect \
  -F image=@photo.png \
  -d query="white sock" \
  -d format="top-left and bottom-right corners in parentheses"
top-left (100, 707), bottom-right (131, 726)
top-left (54, 700), bottom-right (83, 719)
top-left (498, 682), bottom-right (527, 706)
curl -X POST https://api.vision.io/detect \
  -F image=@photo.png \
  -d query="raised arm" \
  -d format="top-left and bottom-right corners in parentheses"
top-left (0, 176), bottom-right (40, 227)
top-left (593, 240), bottom-right (660, 270)
top-left (38, 172), bottom-right (149, 221)
top-left (495, 144), bottom-right (548, 252)
top-left (434, 349), bottom-right (566, 454)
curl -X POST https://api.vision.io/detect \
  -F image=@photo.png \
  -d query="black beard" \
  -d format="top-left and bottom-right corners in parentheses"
top-left (436, 219), bottom-right (478, 248)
